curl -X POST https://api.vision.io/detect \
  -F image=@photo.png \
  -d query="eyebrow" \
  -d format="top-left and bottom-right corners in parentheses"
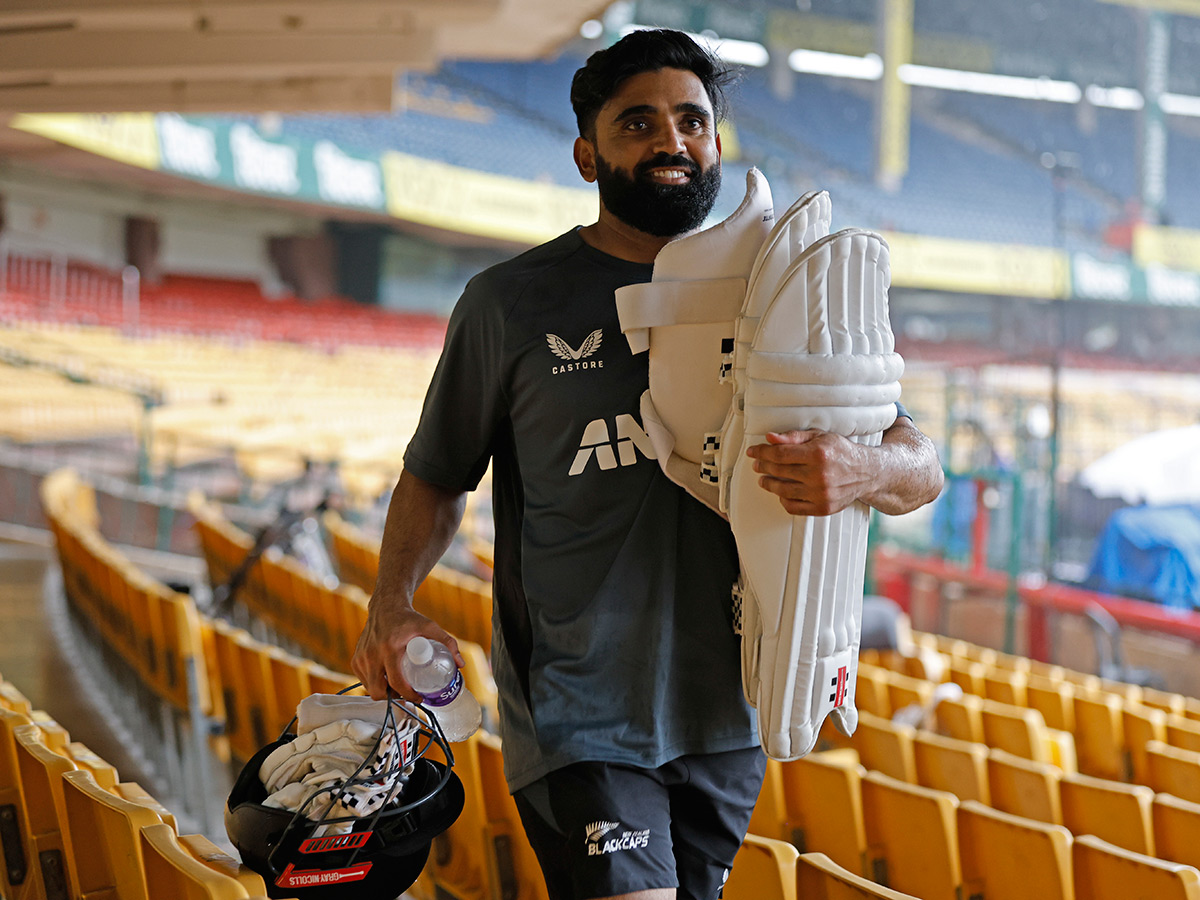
top-left (610, 101), bottom-right (713, 124)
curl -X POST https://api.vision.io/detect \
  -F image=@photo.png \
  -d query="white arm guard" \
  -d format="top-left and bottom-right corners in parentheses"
top-left (615, 168), bottom-right (775, 512)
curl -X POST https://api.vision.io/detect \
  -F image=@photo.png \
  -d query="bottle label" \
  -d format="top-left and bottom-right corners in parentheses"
top-left (421, 670), bottom-right (463, 708)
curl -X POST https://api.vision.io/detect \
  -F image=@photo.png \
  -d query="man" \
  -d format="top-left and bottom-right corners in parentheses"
top-left (353, 29), bottom-right (943, 900)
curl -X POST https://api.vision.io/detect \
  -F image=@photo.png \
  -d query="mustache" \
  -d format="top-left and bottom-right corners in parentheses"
top-left (634, 154), bottom-right (700, 180)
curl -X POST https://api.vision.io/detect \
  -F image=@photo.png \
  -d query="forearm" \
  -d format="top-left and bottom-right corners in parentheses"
top-left (372, 469), bottom-right (467, 607)
top-left (859, 417), bottom-right (944, 516)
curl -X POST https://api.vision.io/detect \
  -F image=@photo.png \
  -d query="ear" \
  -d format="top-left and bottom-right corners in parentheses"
top-left (715, 131), bottom-right (722, 160)
top-left (574, 136), bottom-right (598, 184)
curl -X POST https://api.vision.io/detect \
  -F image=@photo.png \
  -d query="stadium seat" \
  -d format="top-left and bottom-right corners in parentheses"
top-left (457, 639), bottom-right (499, 736)
top-left (264, 645), bottom-right (313, 732)
top-left (748, 759), bottom-right (789, 843)
top-left (0, 707), bottom-right (34, 898)
top-left (1074, 692), bottom-right (1126, 781)
top-left (114, 782), bottom-right (178, 831)
top-left (854, 665), bottom-right (891, 719)
top-left (210, 620), bottom-right (261, 762)
top-left (883, 670), bottom-right (934, 715)
top-left (780, 751), bottom-right (868, 877)
top-left (231, 630), bottom-right (285, 744)
top-left (957, 800), bottom-right (1074, 900)
top-left (795, 852), bottom-right (922, 899)
top-left (1141, 688), bottom-right (1187, 718)
top-left (1123, 704), bottom-right (1167, 784)
top-left (851, 712), bottom-right (917, 783)
top-left (912, 730), bottom-right (990, 804)
top-left (1153, 793), bottom-right (1200, 872)
top-left (861, 770), bottom-right (962, 900)
top-left (1145, 741), bottom-right (1200, 804)
top-left (139, 823), bottom-right (253, 899)
top-left (936, 692), bottom-right (985, 744)
top-left (983, 667), bottom-right (1028, 707)
top-left (1167, 716), bottom-right (1200, 754)
top-left (1072, 834), bottom-right (1200, 900)
top-left (64, 741), bottom-right (119, 792)
top-left (980, 698), bottom-right (1053, 764)
top-left (725, 833), bottom-right (799, 900)
top-left (178, 833), bottom-right (269, 895)
top-left (987, 748), bottom-right (1064, 825)
top-left (304, 663), bottom-right (357, 696)
top-left (1059, 771), bottom-right (1155, 855)
top-left (1027, 672), bottom-right (1076, 733)
top-left (62, 768), bottom-right (161, 900)
top-left (475, 732), bottom-right (549, 900)
top-left (13, 723), bottom-right (80, 900)
top-left (425, 734), bottom-right (489, 900)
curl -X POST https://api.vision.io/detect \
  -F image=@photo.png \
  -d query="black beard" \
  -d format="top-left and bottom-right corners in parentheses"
top-left (594, 152), bottom-right (722, 238)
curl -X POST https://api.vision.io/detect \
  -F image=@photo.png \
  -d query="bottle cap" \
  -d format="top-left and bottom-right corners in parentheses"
top-left (407, 636), bottom-right (433, 665)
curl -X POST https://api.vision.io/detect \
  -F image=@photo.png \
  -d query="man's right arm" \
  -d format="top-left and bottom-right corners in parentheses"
top-left (351, 469), bottom-right (468, 701)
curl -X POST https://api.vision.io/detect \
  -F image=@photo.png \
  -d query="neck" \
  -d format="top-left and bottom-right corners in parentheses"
top-left (578, 207), bottom-right (679, 264)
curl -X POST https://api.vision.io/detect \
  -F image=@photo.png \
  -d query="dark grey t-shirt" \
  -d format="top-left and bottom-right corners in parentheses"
top-left (404, 229), bottom-right (757, 791)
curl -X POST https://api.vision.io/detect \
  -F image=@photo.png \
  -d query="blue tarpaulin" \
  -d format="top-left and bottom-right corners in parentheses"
top-left (1086, 505), bottom-right (1200, 609)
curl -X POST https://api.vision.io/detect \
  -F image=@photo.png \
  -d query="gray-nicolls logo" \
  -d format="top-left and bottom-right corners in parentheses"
top-left (547, 329), bottom-right (604, 374)
top-left (568, 414), bottom-right (657, 476)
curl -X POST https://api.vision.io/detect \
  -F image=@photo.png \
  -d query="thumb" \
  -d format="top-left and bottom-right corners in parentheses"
top-left (765, 430), bottom-right (819, 445)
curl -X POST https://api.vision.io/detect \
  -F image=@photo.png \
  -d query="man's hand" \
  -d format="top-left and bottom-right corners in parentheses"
top-left (746, 430), bottom-right (870, 517)
top-left (351, 599), bottom-right (464, 702)
top-left (747, 418), bottom-right (943, 517)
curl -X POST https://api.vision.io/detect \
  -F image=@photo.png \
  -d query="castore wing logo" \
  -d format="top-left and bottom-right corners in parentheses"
top-left (547, 329), bottom-right (603, 361)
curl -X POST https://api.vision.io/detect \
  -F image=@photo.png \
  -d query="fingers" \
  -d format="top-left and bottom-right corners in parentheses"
top-left (757, 473), bottom-right (846, 516)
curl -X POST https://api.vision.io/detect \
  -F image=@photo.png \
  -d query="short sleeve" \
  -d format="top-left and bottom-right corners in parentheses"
top-left (403, 275), bottom-right (507, 491)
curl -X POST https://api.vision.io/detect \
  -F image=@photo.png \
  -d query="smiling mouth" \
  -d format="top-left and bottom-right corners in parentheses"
top-left (645, 167), bottom-right (693, 185)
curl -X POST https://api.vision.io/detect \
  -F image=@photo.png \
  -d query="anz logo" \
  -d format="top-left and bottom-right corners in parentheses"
top-left (568, 414), bottom-right (657, 476)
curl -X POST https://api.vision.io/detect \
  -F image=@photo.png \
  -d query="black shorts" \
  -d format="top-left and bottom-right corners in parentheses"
top-left (513, 747), bottom-right (767, 900)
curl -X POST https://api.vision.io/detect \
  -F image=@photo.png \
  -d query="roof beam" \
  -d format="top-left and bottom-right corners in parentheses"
top-left (0, 31), bottom-right (436, 84)
top-left (0, 75), bottom-right (395, 113)
top-left (0, 0), bottom-right (500, 24)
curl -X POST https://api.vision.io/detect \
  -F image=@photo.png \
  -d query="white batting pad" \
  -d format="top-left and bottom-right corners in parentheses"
top-left (727, 228), bottom-right (902, 760)
top-left (615, 167), bottom-right (775, 512)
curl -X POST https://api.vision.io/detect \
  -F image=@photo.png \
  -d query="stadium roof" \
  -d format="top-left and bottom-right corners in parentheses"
top-left (0, 0), bottom-right (609, 114)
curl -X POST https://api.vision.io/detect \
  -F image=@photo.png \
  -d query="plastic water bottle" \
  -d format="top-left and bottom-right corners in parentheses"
top-left (401, 637), bottom-right (482, 741)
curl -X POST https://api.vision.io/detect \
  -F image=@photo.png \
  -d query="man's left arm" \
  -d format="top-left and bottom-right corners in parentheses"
top-left (746, 416), bottom-right (944, 517)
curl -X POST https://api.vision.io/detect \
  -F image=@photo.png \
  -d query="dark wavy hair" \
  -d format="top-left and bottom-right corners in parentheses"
top-left (570, 29), bottom-right (735, 140)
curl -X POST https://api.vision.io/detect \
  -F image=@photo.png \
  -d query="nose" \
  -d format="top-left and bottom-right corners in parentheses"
top-left (653, 122), bottom-right (688, 156)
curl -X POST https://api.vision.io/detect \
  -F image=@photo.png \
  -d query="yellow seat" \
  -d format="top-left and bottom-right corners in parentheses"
top-left (1141, 688), bottom-right (1186, 718)
top-left (912, 730), bottom-right (990, 804)
top-left (139, 823), bottom-right (252, 899)
top-left (1072, 833), bottom-right (1200, 900)
top-left (883, 670), bottom-right (933, 716)
top-left (65, 741), bottom-right (119, 792)
top-left (0, 707), bottom-right (35, 898)
top-left (1145, 741), bottom-right (1200, 804)
top-left (796, 852), bottom-right (923, 898)
top-left (1167, 716), bottom-right (1200, 754)
top-left (724, 833), bottom-right (798, 900)
top-left (980, 698), bottom-right (1052, 763)
top-left (264, 646), bottom-right (313, 732)
top-left (748, 759), bottom-right (789, 842)
top-left (62, 768), bottom-right (161, 900)
top-left (114, 782), bottom-right (178, 831)
top-left (987, 748), bottom-right (1063, 825)
top-left (1074, 693), bottom-right (1125, 781)
top-left (957, 800), bottom-right (1074, 900)
top-left (1059, 771), bottom-right (1155, 855)
top-left (1154, 793), bottom-right (1200, 872)
top-left (851, 712), bottom-right (916, 783)
top-left (475, 732), bottom-right (548, 900)
top-left (425, 734), bottom-right (489, 900)
top-left (457, 640), bottom-right (499, 736)
top-left (854, 665), bottom-right (891, 719)
top-left (861, 770), bottom-right (962, 900)
top-left (13, 723), bottom-right (81, 900)
top-left (1123, 704), bottom-right (1167, 785)
top-left (1027, 672), bottom-right (1076, 733)
top-left (780, 751), bottom-right (868, 878)
top-left (178, 833), bottom-right (268, 896)
top-left (984, 668), bottom-right (1028, 707)
top-left (935, 693), bottom-right (985, 744)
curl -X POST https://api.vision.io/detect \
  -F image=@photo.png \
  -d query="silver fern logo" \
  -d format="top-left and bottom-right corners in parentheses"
top-left (547, 329), bottom-right (603, 361)
top-left (585, 821), bottom-right (619, 845)
top-left (585, 820), bottom-right (651, 856)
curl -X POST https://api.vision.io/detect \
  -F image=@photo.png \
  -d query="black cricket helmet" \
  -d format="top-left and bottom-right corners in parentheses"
top-left (225, 688), bottom-right (464, 900)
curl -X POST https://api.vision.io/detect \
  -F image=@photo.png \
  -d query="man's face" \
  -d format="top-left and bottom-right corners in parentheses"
top-left (576, 67), bottom-right (722, 238)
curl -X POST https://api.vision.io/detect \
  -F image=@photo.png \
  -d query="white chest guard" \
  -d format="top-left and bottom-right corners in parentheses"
top-left (615, 170), bottom-right (903, 761)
